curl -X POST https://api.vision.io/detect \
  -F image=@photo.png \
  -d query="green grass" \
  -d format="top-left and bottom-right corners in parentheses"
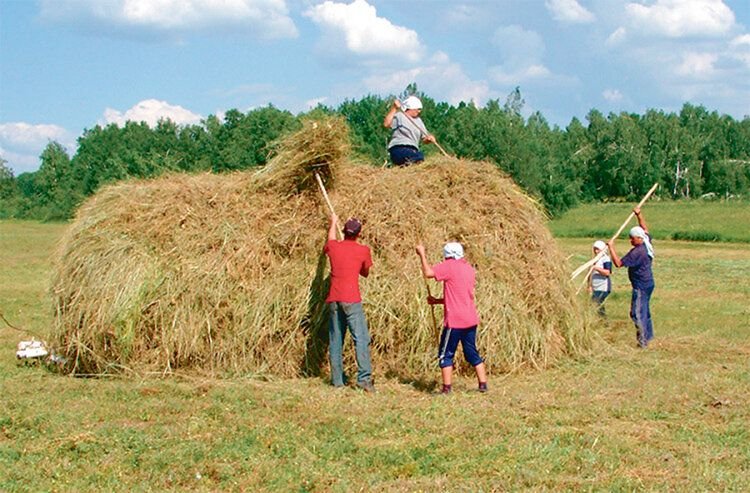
top-left (549, 199), bottom-right (750, 243)
top-left (1, 218), bottom-right (749, 491)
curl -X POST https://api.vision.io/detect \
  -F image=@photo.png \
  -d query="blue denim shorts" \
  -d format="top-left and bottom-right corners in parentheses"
top-left (438, 326), bottom-right (483, 368)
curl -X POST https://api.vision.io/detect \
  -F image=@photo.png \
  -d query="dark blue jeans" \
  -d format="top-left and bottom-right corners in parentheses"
top-left (630, 285), bottom-right (655, 347)
top-left (388, 145), bottom-right (424, 166)
top-left (591, 290), bottom-right (610, 316)
top-left (328, 302), bottom-right (372, 386)
top-left (437, 326), bottom-right (483, 368)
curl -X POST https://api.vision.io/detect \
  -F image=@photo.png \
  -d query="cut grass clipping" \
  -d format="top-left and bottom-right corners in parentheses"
top-left (49, 116), bottom-right (594, 379)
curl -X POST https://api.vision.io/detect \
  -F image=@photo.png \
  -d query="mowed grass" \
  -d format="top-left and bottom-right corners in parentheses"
top-left (1, 217), bottom-right (749, 492)
top-left (549, 199), bottom-right (750, 243)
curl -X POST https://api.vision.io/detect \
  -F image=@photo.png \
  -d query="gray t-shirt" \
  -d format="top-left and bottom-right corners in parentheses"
top-left (388, 113), bottom-right (428, 149)
top-left (591, 255), bottom-right (612, 292)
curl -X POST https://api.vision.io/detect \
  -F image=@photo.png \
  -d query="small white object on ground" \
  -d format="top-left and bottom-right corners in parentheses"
top-left (16, 339), bottom-right (49, 359)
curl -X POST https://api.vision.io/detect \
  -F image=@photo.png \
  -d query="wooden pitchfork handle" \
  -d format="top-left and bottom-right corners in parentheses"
top-left (314, 171), bottom-right (342, 241)
top-left (570, 182), bottom-right (659, 280)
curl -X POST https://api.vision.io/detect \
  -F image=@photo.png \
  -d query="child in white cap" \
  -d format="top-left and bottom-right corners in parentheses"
top-left (590, 240), bottom-right (612, 315)
top-left (415, 242), bottom-right (488, 394)
top-left (383, 96), bottom-right (437, 166)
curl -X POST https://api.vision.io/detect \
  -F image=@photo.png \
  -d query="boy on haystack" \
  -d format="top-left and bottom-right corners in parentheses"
top-left (324, 213), bottom-right (375, 392)
top-left (415, 242), bottom-right (488, 394)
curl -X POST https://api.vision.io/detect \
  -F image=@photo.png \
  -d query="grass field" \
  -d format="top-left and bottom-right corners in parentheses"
top-left (1, 206), bottom-right (749, 491)
top-left (549, 199), bottom-right (750, 243)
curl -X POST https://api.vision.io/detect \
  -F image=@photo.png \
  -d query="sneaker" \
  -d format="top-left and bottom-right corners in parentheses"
top-left (357, 381), bottom-right (376, 393)
top-left (440, 384), bottom-right (452, 395)
top-left (478, 382), bottom-right (488, 393)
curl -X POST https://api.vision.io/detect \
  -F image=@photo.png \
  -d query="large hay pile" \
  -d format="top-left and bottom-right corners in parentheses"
top-left (49, 117), bottom-right (593, 379)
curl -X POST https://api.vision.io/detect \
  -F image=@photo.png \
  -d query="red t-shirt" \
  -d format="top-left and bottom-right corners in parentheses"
top-left (432, 258), bottom-right (480, 329)
top-left (324, 239), bottom-right (373, 303)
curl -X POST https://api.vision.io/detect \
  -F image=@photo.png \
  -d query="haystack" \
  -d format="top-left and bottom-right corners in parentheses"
top-left (49, 116), bottom-right (592, 379)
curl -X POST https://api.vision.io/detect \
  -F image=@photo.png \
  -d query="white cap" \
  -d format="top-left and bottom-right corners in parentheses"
top-left (402, 96), bottom-right (423, 110)
top-left (593, 240), bottom-right (606, 251)
top-left (443, 242), bottom-right (464, 259)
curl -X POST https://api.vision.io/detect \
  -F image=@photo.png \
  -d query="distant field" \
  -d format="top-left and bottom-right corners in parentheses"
top-left (549, 199), bottom-right (750, 243)
top-left (1, 218), bottom-right (749, 491)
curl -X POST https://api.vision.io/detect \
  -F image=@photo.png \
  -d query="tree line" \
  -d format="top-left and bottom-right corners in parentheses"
top-left (2, 88), bottom-right (749, 221)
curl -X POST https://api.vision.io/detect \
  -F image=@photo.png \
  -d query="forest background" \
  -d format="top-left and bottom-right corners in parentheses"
top-left (1, 87), bottom-right (749, 221)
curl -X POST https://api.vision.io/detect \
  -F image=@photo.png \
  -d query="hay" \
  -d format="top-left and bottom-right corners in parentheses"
top-left (49, 116), bottom-right (593, 378)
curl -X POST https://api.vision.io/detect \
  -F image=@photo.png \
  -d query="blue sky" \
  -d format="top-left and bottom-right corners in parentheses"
top-left (1, 0), bottom-right (748, 174)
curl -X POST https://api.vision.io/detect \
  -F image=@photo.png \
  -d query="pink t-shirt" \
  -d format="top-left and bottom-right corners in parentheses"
top-left (432, 258), bottom-right (480, 329)
top-left (324, 239), bottom-right (373, 303)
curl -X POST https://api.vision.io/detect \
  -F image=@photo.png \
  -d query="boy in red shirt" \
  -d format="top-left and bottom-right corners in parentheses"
top-left (324, 213), bottom-right (375, 392)
top-left (416, 242), bottom-right (488, 394)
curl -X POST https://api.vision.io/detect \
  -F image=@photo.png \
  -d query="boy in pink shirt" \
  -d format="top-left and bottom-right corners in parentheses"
top-left (416, 242), bottom-right (488, 394)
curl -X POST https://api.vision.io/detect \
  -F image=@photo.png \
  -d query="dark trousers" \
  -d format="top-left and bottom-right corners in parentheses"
top-left (630, 285), bottom-right (655, 347)
top-left (388, 145), bottom-right (424, 166)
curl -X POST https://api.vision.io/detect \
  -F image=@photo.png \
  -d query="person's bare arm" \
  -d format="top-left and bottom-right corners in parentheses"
top-left (607, 240), bottom-right (623, 268)
top-left (415, 244), bottom-right (436, 278)
top-left (383, 100), bottom-right (400, 128)
top-left (634, 207), bottom-right (648, 233)
top-left (328, 213), bottom-right (338, 242)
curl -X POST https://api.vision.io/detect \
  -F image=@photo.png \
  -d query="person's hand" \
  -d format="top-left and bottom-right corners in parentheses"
top-left (415, 244), bottom-right (425, 256)
top-left (606, 239), bottom-right (614, 249)
top-left (427, 295), bottom-right (439, 305)
top-left (424, 134), bottom-right (437, 144)
top-left (331, 213), bottom-right (339, 224)
top-left (633, 207), bottom-right (641, 216)
top-left (392, 99), bottom-right (401, 110)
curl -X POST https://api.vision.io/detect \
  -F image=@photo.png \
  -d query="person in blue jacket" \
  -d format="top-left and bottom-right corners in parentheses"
top-left (608, 207), bottom-right (656, 348)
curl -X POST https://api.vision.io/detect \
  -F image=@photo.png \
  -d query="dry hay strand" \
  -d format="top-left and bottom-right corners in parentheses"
top-left (253, 115), bottom-right (350, 194)
top-left (49, 117), bottom-right (593, 379)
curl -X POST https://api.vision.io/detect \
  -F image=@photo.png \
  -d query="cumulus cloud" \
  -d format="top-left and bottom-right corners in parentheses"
top-left (363, 52), bottom-right (490, 106)
top-left (488, 25), bottom-right (557, 85)
top-left (729, 34), bottom-right (750, 67)
top-left (40, 0), bottom-right (298, 39)
top-left (102, 99), bottom-right (203, 126)
top-left (624, 0), bottom-right (735, 38)
top-left (676, 52), bottom-right (718, 77)
top-left (545, 0), bottom-right (595, 23)
top-left (304, 0), bottom-right (424, 63)
top-left (0, 123), bottom-right (76, 174)
top-left (603, 89), bottom-right (624, 102)
top-left (606, 27), bottom-right (627, 46)
top-left (305, 97), bottom-right (328, 109)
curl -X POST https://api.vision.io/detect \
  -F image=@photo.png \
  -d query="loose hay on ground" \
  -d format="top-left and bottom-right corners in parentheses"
top-left (49, 116), bottom-right (593, 380)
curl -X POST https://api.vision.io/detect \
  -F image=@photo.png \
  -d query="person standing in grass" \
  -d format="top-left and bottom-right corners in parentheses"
top-left (415, 242), bottom-right (488, 394)
top-left (324, 213), bottom-right (376, 392)
top-left (607, 207), bottom-right (655, 348)
top-left (383, 96), bottom-right (436, 166)
top-left (589, 240), bottom-right (612, 316)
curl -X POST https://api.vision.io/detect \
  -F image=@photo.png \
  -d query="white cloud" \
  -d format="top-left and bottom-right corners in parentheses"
top-left (305, 97), bottom-right (328, 109)
top-left (676, 52), bottom-right (718, 77)
top-left (492, 25), bottom-right (545, 65)
top-left (363, 52), bottom-right (490, 106)
top-left (0, 123), bottom-right (76, 174)
top-left (606, 27), bottom-right (627, 46)
top-left (0, 123), bottom-right (72, 151)
top-left (488, 25), bottom-right (558, 85)
top-left (40, 0), bottom-right (298, 39)
top-left (603, 89), bottom-right (624, 102)
top-left (729, 34), bottom-right (750, 67)
top-left (102, 99), bottom-right (203, 126)
top-left (304, 0), bottom-right (424, 63)
top-left (490, 65), bottom-right (553, 85)
top-left (625, 0), bottom-right (735, 38)
top-left (545, 0), bottom-right (595, 23)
